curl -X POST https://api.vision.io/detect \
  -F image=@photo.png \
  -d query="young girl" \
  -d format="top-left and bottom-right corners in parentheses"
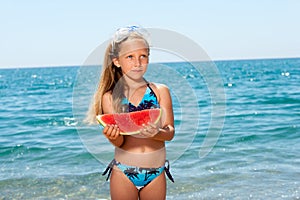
top-left (87, 26), bottom-right (175, 200)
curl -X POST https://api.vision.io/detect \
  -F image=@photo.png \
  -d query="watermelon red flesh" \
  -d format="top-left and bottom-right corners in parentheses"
top-left (96, 108), bottom-right (161, 135)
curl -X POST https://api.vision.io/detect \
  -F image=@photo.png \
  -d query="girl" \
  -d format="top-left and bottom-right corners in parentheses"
top-left (87, 26), bottom-right (175, 200)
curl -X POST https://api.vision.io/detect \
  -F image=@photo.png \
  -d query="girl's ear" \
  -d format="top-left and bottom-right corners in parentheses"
top-left (112, 58), bottom-right (121, 68)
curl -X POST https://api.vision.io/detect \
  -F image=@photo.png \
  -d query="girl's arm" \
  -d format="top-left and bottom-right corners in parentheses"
top-left (102, 92), bottom-right (124, 147)
top-left (152, 84), bottom-right (175, 141)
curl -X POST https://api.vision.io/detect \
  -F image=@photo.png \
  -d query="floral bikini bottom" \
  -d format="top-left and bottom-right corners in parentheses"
top-left (103, 159), bottom-right (174, 190)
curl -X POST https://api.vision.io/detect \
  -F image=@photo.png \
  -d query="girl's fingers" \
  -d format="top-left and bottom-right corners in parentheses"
top-left (140, 124), bottom-right (159, 137)
top-left (145, 123), bottom-right (160, 134)
top-left (104, 125), bottom-right (119, 140)
top-left (148, 123), bottom-right (157, 128)
top-left (110, 125), bottom-right (119, 139)
top-left (139, 129), bottom-right (151, 137)
top-left (103, 125), bottom-right (109, 133)
top-left (106, 125), bottom-right (113, 135)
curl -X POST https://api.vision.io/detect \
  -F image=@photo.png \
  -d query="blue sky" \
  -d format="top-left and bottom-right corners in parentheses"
top-left (1, 0), bottom-right (300, 68)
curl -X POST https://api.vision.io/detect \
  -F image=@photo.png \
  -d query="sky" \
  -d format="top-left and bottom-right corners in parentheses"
top-left (1, 0), bottom-right (300, 68)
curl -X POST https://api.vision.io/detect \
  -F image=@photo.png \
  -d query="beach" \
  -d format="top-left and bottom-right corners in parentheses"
top-left (1, 58), bottom-right (299, 199)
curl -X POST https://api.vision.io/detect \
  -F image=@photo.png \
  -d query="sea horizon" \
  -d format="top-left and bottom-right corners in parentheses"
top-left (1, 56), bottom-right (299, 69)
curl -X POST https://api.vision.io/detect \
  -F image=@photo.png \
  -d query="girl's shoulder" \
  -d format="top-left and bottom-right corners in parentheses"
top-left (149, 82), bottom-right (170, 92)
top-left (102, 90), bottom-right (114, 105)
top-left (102, 90), bottom-right (114, 114)
top-left (103, 90), bottom-right (112, 99)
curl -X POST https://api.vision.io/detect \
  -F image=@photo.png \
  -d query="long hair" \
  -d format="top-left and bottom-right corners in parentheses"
top-left (85, 29), bottom-right (150, 124)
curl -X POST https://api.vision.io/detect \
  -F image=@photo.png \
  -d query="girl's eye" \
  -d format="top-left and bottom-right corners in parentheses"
top-left (141, 55), bottom-right (148, 59)
top-left (127, 55), bottom-right (133, 59)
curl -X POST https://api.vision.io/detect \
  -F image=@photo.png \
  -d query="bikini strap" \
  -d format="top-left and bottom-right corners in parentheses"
top-left (143, 78), bottom-right (158, 101)
top-left (164, 160), bottom-right (174, 183)
top-left (102, 159), bottom-right (117, 181)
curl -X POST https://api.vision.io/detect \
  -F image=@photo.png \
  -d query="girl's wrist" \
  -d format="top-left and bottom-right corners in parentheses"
top-left (153, 125), bottom-right (174, 141)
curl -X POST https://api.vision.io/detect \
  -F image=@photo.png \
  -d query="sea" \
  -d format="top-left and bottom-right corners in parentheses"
top-left (0, 58), bottom-right (299, 200)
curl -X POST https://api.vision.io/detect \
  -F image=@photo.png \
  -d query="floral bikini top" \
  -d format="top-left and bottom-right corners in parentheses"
top-left (121, 82), bottom-right (160, 112)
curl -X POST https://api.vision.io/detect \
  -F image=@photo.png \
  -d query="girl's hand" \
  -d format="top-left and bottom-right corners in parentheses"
top-left (103, 124), bottom-right (120, 140)
top-left (139, 123), bottom-right (160, 138)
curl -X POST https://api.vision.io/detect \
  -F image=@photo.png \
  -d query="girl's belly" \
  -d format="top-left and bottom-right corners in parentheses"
top-left (115, 138), bottom-right (166, 168)
top-left (121, 135), bottom-right (165, 152)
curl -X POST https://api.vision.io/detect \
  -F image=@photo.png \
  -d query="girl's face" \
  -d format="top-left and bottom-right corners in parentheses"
top-left (113, 38), bottom-right (149, 81)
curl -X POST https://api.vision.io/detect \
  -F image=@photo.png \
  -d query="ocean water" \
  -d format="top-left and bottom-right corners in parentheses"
top-left (0, 58), bottom-right (299, 199)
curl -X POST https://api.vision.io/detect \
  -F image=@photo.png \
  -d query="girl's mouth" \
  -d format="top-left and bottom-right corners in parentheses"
top-left (131, 69), bottom-right (143, 72)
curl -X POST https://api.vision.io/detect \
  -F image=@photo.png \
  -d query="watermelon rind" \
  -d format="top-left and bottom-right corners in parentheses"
top-left (96, 108), bottom-right (162, 135)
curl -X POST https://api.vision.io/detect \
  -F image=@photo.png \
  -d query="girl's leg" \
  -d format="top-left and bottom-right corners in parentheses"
top-left (110, 169), bottom-right (139, 200)
top-left (139, 173), bottom-right (166, 200)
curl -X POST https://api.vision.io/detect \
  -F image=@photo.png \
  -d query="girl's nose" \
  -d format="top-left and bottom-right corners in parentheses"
top-left (134, 58), bottom-right (141, 67)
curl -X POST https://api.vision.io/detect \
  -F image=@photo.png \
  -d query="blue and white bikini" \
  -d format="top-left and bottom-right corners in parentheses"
top-left (103, 158), bottom-right (173, 190)
top-left (102, 81), bottom-right (174, 190)
top-left (121, 82), bottom-right (160, 112)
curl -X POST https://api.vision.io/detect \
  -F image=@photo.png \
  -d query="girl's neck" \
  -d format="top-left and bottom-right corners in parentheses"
top-left (123, 76), bottom-right (147, 90)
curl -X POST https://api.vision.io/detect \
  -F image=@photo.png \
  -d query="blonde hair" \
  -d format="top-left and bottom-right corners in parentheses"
top-left (86, 28), bottom-right (150, 124)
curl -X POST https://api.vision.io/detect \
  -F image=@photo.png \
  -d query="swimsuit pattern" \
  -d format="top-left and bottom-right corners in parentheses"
top-left (116, 161), bottom-right (164, 187)
top-left (102, 159), bottom-right (174, 190)
top-left (121, 84), bottom-right (159, 112)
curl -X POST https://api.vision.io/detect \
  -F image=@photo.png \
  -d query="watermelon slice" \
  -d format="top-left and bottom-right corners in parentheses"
top-left (96, 108), bottom-right (162, 135)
